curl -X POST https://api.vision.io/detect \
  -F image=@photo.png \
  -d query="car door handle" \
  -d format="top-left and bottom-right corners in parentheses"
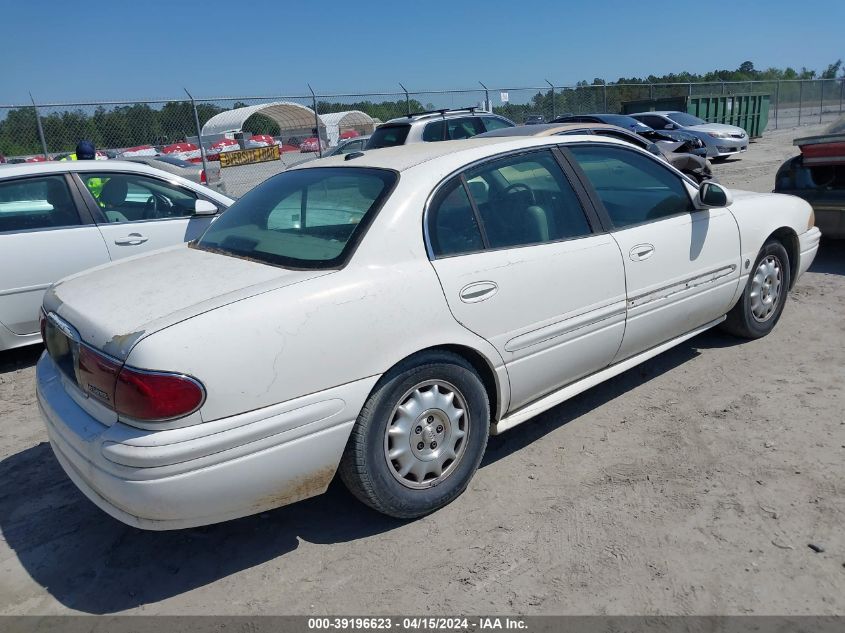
top-left (629, 244), bottom-right (655, 261)
top-left (459, 281), bottom-right (498, 303)
top-left (114, 233), bottom-right (148, 246)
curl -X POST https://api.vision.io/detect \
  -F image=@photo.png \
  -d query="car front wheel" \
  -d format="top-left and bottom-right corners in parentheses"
top-left (339, 351), bottom-right (490, 518)
top-left (721, 239), bottom-right (791, 339)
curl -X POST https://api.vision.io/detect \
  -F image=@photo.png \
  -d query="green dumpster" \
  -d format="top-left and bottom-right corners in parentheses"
top-left (687, 94), bottom-right (770, 138)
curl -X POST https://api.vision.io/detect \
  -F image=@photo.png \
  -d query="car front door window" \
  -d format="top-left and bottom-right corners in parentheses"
top-left (79, 173), bottom-right (201, 222)
top-left (567, 145), bottom-right (694, 228)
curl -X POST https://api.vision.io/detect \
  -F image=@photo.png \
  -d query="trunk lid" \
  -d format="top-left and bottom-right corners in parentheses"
top-left (44, 244), bottom-right (333, 360)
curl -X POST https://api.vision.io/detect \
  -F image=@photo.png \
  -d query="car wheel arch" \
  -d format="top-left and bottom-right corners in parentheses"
top-left (767, 227), bottom-right (799, 289)
top-left (374, 344), bottom-right (503, 425)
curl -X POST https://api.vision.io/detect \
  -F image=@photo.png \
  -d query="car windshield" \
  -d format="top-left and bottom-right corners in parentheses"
top-left (599, 115), bottom-right (653, 132)
top-left (366, 125), bottom-right (411, 149)
top-left (667, 112), bottom-right (706, 126)
top-left (194, 167), bottom-right (397, 269)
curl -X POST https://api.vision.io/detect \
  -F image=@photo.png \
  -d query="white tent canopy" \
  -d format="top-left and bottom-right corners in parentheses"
top-left (201, 101), bottom-right (325, 139)
top-left (320, 110), bottom-right (376, 146)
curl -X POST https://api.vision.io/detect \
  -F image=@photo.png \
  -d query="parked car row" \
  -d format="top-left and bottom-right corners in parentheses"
top-left (31, 123), bottom-right (820, 529)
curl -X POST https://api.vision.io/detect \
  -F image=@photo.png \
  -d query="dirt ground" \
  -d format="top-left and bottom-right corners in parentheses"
top-left (0, 123), bottom-right (843, 616)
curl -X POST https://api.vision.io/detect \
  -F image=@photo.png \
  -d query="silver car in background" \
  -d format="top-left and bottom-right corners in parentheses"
top-left (629, 111), bottom-right (748, 160)
top-left (126, 155), bottom-right (227, 195)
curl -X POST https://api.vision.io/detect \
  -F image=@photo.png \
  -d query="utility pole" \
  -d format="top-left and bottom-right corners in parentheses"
top-left (545, 80), bottom-right (555, 119)
top-left (185, 88), bottom-right (209, 177)
top-left (29, 93), bottom-right (49, 160)
top-left (399, 82), bottom-right (410, 115)
top-left (479, 81), bottom-right (490, 112)
top-left (307, 84), bottom-right (322, 157)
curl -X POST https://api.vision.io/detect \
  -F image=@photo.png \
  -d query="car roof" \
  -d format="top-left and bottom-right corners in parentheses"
top-left (0, 159), bottom-right (182, 180)
top-left (476, 122), bottom-right (626, 138)
top-left (382, 109), bottom-right (504, 126)
top-left (291, 134), bottom-right (631, 173)
top-left (632, 111), bottom-right (679, 116)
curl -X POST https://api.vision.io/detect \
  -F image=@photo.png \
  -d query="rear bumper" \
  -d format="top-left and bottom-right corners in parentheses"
top-left (37, 353), bottom-right (377, 530)
top-left (797, 226), bottom-right (822, 281)
top-left (813, 210), bottom-right (845, 239)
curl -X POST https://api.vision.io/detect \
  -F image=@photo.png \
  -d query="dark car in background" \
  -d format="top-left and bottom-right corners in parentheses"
top-left (524, 114), bottom-right (545, 125)
top-left (775, 133), bottom-right (845, 238)
top-left (478, 122), bottom-right (713, 184)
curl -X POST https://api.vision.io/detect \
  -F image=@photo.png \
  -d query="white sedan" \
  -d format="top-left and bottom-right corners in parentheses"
top-left (0, 161), bottom-right (233, 351)
top-left (35, 136), bottom-right (820, 529)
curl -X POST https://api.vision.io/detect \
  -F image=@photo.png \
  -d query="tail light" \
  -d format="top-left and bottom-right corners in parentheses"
top-left (200, 169), bottom-right (207, 184)
top-left (115, 367), bottom-right (205, 421)
top-left (76, 344), bottom-right (204, 422)
top-left (39, 309), bottom-right (47, 342)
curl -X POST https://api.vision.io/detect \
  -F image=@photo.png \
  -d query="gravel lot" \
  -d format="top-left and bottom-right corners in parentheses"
top-left (1, 123), bottom-right (843, 616)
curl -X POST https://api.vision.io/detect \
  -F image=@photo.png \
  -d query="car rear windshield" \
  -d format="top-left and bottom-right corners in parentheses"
top-left (154, 156), bottom-right (193, 168)
top-left (194, 167), bottom-right (397, 269)
top-left (366, 124), bottom-right (411, 149)
top-left (666, 112), bottom-right (706, 126)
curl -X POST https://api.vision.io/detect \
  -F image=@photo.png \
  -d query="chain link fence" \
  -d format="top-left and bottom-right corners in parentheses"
top-left (2, 79), bottom-right (843, 197)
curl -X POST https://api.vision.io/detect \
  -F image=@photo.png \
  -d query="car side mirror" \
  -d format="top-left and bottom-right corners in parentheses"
top-left (194, 199), bottom-right (218, 215)
top-left (697, 181), bottom-right (732, 208)
top-left (664, 123), bottom-right (676, 130)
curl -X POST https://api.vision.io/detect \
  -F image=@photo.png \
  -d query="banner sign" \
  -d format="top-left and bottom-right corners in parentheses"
top-left (219, 144), bottom-right (280, 168)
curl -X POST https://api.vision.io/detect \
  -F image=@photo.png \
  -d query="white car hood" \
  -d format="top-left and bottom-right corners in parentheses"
top-left (688, 122), bottom-right (746, 135)
top-left (44, 245), bottom-right (333, 360)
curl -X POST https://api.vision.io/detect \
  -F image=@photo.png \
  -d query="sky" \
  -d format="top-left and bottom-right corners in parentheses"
top-left (1, 0), bottom-right (843, 105)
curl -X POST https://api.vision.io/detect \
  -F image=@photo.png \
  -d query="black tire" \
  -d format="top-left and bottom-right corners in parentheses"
top-left (339, 351), bottom-right (490, 519)
top-left (721, 239), bottom-right (791, 339)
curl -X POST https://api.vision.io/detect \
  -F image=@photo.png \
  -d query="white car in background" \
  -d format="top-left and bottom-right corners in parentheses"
top-left (0, 161), bottom-right (233, 351)
top-left (36, 136), bottom-right (819, 529)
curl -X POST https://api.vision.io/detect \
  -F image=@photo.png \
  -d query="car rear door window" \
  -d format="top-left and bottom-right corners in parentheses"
top-left (464, 150), bottom-right (592, 249)
top-left (568, 144), bottom-right (694, 228)
top-left (423, 120), bottom-right (446, 142)
top-left (366, 125), bottom-right (411, 149)
top-left (79, 173), bottom-right (202, 222)
top-left (428, 178), bottom-right (484, 257)
top-left (0, 176), bottom-right (81, 233)
top-left (481, 116), bottom-right (513, 132)
top-left (447, 117), bottom-right (485, 140)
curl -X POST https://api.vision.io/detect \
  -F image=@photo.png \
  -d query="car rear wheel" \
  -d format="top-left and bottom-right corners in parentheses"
top-left (721, 239), bottom-right (791, 339)
top-left (339, 351), bottom-right (489, 518)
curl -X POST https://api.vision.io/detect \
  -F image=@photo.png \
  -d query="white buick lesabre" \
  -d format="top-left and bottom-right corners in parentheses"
top-left (36, 136), bottom-right (821, 529)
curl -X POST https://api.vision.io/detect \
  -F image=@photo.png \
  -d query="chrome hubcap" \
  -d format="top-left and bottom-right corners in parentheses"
top-left (749, 255), bottom-right (782, 322)
top-left (384, 380), bottom-right (469, 489)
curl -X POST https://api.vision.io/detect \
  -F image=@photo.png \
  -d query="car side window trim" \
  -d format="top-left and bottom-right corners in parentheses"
top-left (558, 142), bottom-right (699, 232)
top-left (424, 147), bottom-right (600, 261)
top-left (459, 173), bottom-right (490, 249)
